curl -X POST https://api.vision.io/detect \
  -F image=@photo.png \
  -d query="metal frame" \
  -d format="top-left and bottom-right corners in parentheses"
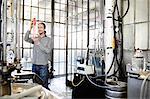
top-left (0, 0), bottom-right (2, 60)
top-left (65, 0), bottom-right (69, 85)
top-left (51, 0), bottom-right (55, 76)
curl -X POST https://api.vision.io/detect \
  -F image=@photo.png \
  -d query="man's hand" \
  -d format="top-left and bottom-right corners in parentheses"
top-left (32, 36), bottom-right (41, 45)
top-left (30, 20), bottom-right (34, 31)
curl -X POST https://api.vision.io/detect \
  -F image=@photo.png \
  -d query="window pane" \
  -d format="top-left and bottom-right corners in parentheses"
top-left (77, 32), bottom-right (82, 48)
top-left (84, 25), bottom-right (87, 31)
top-left (54, 50), bottom-right (59, 62)
top-left (78, 8), bottom-right (82, 13)
top-left (68, 50), bottom-right (72, 65)
top-left (89, 21), bottom-right (95, 29)
top-left (83, 31), bottom-right (87, 48)
top-left (53, 63), bottom-right (60, 75)
top-left (55, 3), bottom-right (60, 10)
top-left (24, 6), bottom-right (30, 19)
top-left (77, 50), bottom-right (82, 57)
top-left (83, 0), bottom-right (87, 9)
top-left (61, 0), bottom-right (66, 4)
top-left (32, 7), bottom-right (38, 19)
top-left (39, 0), bottom-right (46, 8)
top-left (39, 8), bottom-right (45, 21)
top-left (59, 37), bottom-right (65, 48)
top-left (60, 4), bottom-right (65, 11)
top-left (89, 32), bottom-right (95, 48)
top-left (55, 10), bottom-right (60, 22)
top-left (77, 25), bottom-right (82, 31)
top-left (60, 16), bottom-right (66, 23)
top-left (59, 62), bottom-right (65, 74)
top-left (24, 0), bottom-right (31, 6)
top-left (60, 11), bottom-right (66, 17)
top-left (24, 20), bottom-right (30, 33)
top-left (54, 23), bottom-right (60, 36)
top-left (60, 50), bottom-right (65, 62)
top-left (45, 1), bottom-right (51, 9)
top-left (55, 0), bottom-right (60, 3)
top-left (55, 16), bottom-right (59, 22)
top-left (45, 9), bottom-right (51, 22)
top-left (68, 33), bottom-right (71, 48)
top-left (54, 36), bottom-right (59, 48)
top-left (59, 24), bottom-right (65, 36)
top-left (72, 50), bottom-right (77, 65)
top-left (72, 33), bottom-right (77, 48)
top-left (135, 0), bottom-right (148, 22)
top-left (32, 0), bottom-right (38, 7)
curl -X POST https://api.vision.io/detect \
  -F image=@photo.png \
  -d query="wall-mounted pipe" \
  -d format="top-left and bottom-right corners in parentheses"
top-left (16, 0), bottom-right (21, 61)
top-left (0, 0), bottom-right (2, 60)
top-left (2, 0), bottom-right (7, 62)
top-left (104, 0), bottom-right (116, 76)
top-left (12, 0), bottom-right (17, 59)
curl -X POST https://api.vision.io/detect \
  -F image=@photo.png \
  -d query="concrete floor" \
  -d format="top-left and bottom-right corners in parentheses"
top-left (49, 77), bottom-right (72, 99)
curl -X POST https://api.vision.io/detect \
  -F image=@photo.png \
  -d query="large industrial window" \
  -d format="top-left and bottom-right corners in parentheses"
top-left (53, 0), bottom-right (66, 75)
top-left (66, 0), bottom-right (104, 82)
top-left (20, 0), bottom-right (52, 69)
top-left (19, 0), bottom-right (67, 75)
top-left (4, 0), bottom-right (104, 78)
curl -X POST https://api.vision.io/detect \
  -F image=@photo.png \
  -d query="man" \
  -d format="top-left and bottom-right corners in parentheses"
top-left (24, 21), bottom-right (51, 90)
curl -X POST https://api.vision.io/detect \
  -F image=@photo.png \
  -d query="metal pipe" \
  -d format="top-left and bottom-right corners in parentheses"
top-left (65, 0), bottom-right (69, 85)
top-left (75, 0), bottom-right (78, 76)
top-left (16, 0), bottom-right (21, 60)
top-left (81, 0), bottom-right (83, 57)
top-left (104, 0), bottom-right (116, 76)
top-left (3, 0), bottom-right (7, 62)
top-left (51, 0), bottom-right (54, 77)
top-left (97, 0), bottom-right (105, 58)
top-left (13, 0), bottom-right (17, 58)
top-left (21, 0), bottom-right (24, 58)
top-left (0, 0), bottom-right (2, 60)
top-left (86, 0), bottom-right (90, 65)
top-left (70, 1), bottom-right (73, 79)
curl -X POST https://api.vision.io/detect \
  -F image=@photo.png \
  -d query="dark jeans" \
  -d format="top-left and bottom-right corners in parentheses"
top-left (32, 64), bottom-right (49, 90)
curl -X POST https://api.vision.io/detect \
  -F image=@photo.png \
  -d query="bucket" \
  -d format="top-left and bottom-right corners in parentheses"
top-left (105, 80), bottom-right (127, 99)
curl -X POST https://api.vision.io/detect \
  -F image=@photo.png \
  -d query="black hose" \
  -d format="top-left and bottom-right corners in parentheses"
top-left (109, 0), bottom-right (127, 78)
top-left (106, 50), bottom-right (115, 75)
top-left (121, 0), bottom-right (130, 18)
top-left (103, 0), bottom-right (130, 78)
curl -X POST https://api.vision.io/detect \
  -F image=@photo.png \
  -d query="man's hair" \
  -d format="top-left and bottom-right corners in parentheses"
top-left (39, 22), bottom-right (46, 29)
top-left (39, 22), bottom-right (46, 34)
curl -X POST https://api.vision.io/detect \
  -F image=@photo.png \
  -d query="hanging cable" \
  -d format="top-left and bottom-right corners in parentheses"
top-left (72, 76), bottom-right (85, 87)
top-left (109, 0), bottom-right (129, 79)
top-left (85, 73), bottom-right (107, 88)
top-left (121, 0), bottom-right (130, 19)
top-left (106, 52), bottom-right (115, 75)
top-left (113, 0), bottom-right (130, 21)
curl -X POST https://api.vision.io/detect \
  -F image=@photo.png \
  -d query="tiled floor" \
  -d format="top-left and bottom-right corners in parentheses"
top-left (48, 77), bottom-right (72, 99)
